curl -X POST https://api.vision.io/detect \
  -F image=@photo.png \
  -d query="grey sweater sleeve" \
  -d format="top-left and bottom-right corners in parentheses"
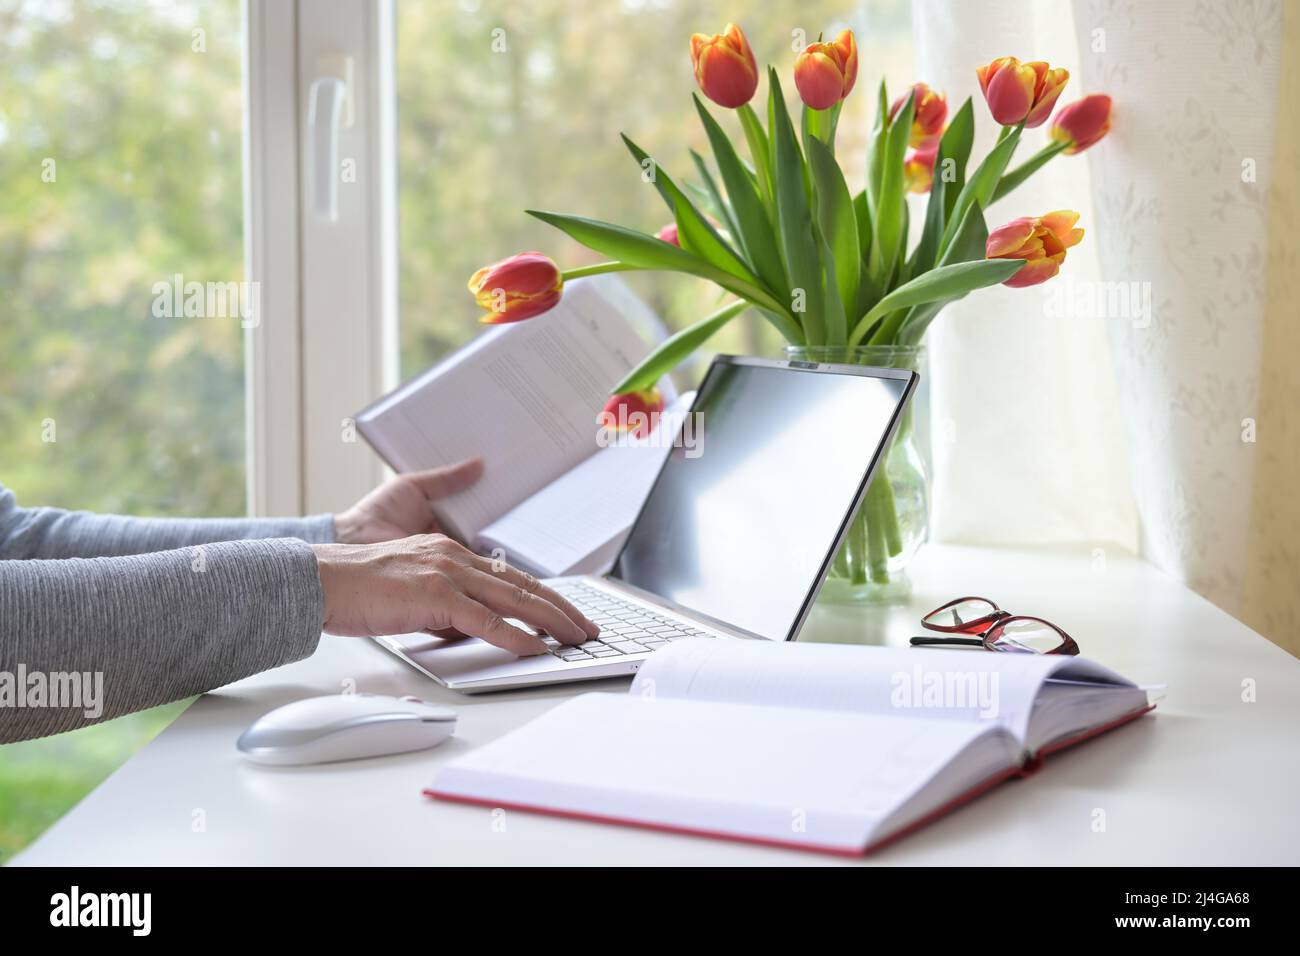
top-left (0, 483), bottom-right (335, 743)
top-left (0, 483), bottom-right (335, 559)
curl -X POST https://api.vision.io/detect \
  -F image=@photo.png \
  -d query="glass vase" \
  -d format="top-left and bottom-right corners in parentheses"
top-left (785, 344), bottom-right (929, 605)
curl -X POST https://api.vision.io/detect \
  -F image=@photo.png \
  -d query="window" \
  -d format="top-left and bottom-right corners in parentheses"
top-left (1, 0), bottom-right (247, 516)
top-left (0, 0), bottom-right (918, 860)
top-left (0, 0), bottom-right (244, 859)
top-left (394, 0), bottom-right (914, 380)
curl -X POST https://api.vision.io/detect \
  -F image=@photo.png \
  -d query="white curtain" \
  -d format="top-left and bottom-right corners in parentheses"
top-left (911, 0), bottom-right (1137, 551)
top-left (912, 0), bottom-right (1295, 653)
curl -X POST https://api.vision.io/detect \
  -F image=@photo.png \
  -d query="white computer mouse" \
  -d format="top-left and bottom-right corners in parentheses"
top-left (236, 693), bottom-right (457, 766)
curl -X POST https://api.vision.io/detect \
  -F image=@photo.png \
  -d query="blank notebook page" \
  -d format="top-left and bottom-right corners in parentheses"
top-left (432, 692), bottom-right (1012, 851)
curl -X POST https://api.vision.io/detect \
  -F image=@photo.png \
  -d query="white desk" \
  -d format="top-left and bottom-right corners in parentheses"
top-left (12, 544), bottom-right (1300, 866)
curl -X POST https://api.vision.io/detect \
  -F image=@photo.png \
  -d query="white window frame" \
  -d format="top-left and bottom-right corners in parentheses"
top-left (243, 0), bottom-right (397, 518)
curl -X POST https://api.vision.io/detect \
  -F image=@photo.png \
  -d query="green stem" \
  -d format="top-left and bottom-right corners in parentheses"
top-left (991, 140), bottom-right (1069, 204)
top-left (560, 261), bottom-right (639, 281)
top-left (847, 502), bottom-right (868, 584)
top-left (736, 103), bottom-right (773, 208)
top-left (832, 529), bottom-right (852, 578)
top-left (612, 298), bottom-right (751, 393)
top-left (865, 483), bottom-right (890, 584)
top-left (877, 465), bottom-right (904, 556)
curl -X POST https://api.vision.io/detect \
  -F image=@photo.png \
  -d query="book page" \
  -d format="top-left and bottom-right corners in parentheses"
top-left (431, 692), bottom-right (1019, 853)
top-left (355, 276), bottom-right (671, 542)
top-left (630, 639), bottom-right (1139, 746)
top-left (1027, 680), bottom-right (1152, 753)
top-left (474, 395), bottom-right (693, 577)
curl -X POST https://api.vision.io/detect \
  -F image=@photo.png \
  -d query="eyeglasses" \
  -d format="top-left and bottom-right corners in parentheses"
top-left (909, 596), bottom-right (1080, 656)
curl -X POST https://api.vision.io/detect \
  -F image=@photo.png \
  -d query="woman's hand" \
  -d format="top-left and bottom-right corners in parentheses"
top-left (311, 534), bottom-right (599, 656)
top-left (333, 458), bottom-right (483, 544)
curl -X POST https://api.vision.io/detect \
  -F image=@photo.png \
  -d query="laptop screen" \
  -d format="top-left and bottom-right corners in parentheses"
top-left (610, 358), bottom-right (913, 642)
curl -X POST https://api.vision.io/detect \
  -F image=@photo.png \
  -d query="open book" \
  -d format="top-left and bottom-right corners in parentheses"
top-left (356, 276), bottom-right (680, 577)
top-left (427, 640), bottom-right (1155, 856)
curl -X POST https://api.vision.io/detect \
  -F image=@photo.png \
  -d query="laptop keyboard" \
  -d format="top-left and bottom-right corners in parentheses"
top-left (541, 581), bottom-right (715, 663)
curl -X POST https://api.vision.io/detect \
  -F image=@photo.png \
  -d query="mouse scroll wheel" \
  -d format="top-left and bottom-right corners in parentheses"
top-left (399, 695), bottom-right (427, 705)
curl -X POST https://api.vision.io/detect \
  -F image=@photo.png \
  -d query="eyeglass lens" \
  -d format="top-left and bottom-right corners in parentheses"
top-left (986, 618), bottom-right (1066, 654)
top-left (922, 598), bottom-right (999, 631)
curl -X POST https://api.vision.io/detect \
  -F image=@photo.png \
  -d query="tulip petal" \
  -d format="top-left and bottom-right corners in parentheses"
top-left (724, 23), bottom-right (750, 57)
top-left (1002, 257), bottom-right (1060, 288)
top-left (598, 388), bottom-right (665, 438)
top-left (833, 30), bottom-right (858, 97)
top-left (691, 23), bottom-right (759, 108)
top-left (1025, 69), bottom-right (1068, 128)
top-left (976, 57), bottom-right (1013, 97)
top-left (468, 252), bottom-right (563, 323)
top-left (985, 217), bottom-right (1038, 258)
top-left (985, 61), bottom-right (1035, 125)
top-left (1040, 209), bottom-right (1081, 242)
top-left (795, 49), bottom-right (846, 109)
top-left (478, 288), bottom-right (563, 324)
top-left (1052, 93), bottom-right (1112, 153)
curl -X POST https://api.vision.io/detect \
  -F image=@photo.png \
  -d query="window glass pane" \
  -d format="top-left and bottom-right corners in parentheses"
top-left (0, 0), bottom-right (246, 517)
top-left (396, 0), bottom-right (913, 379)
top-left (0, 0), bottom-right (244, 861)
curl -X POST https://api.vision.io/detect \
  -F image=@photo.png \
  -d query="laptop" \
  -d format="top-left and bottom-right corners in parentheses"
top-left (376, 355), bottom-right (918, 692)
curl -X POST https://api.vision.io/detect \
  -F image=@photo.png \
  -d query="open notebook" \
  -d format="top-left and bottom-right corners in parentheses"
top-left (356, 276), bottom-right (680, 577)
top-left (427, 640), bottom-right (1155, 857)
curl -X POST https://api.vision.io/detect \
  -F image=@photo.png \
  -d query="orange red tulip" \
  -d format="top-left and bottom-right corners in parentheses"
top-left (598, 387), bottom-right (665, 438)
top-left (976, 57), bottom-right (1068, 128)
top-left (1051, 94), bottom-right (1113, 153)
top-left (468, 252), bottom-right (563, 324)
top-left (985, 211), bottom-right (1083, 288)
top-left (891, 82), bottom-right (947, 148)
top-left (904, 146), bottom-right (938, 194)
top-left (690, 23), bottom-right (759, 109)
top-left (793, 30), bottom-right (858, 110)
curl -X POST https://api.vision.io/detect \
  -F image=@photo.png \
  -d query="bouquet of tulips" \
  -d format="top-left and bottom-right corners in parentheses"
top-left (467, 23), bottom-right (1112, 594)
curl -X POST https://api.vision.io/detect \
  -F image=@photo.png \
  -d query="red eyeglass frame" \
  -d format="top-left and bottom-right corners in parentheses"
top-left (909, 596), bottom-right (1081, 656)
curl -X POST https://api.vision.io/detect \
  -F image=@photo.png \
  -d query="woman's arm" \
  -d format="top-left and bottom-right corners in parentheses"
top-left (1, 532), bottom-right (602, 743)
top-left (0, 459), bottom-right (602, 743)
top-left (0, 538), bottom-right (324, 743)
top-left (0, 483), bottom-right (334, 559)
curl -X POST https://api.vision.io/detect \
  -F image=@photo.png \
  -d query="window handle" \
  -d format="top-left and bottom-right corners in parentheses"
top-left (307, 75), bottom-right (346, 222)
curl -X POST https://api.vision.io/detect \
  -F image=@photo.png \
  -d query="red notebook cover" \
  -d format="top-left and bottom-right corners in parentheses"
top-left (423, 704), bottom-right (1155, 858)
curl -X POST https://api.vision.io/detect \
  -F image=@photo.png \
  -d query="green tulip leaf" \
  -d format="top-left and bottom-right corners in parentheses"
top-left (620, 134), bottom-right (755, 285)
top-left (852, 188), bottom-right (871, 254)
top-left (938, 122), bottom-right (1022, 261)
top-left (815, 221), bottom-right (848, 345)
top-left (849, 258), bottom-right (1022, 346)
top-left (736, 103), bottom-right (773, 208)
top-left (941, 97), bottom-right (975, 222)
top-left (693, 95), bottom-right (789, 302)
top-left (939, 198), bottom-right (990, 267)
top-left (613, 299), bottom-right (750, 394)
top-left (866, 80), bottom-right (889, 222)
top-left (805, 133), bottom-right (860, 335)
top-left (908, 97), bottom-right (974, 277)
top-left (768, 68), bottom-right (826, 345)
top-left (869, 89), bottom-right (913, 286)
top-left (526, 209), bottom-right (787, 317)
top-left (879, 200), bottom-right (989, 343)
top-left (688, 149), bottom-right (742, 243)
